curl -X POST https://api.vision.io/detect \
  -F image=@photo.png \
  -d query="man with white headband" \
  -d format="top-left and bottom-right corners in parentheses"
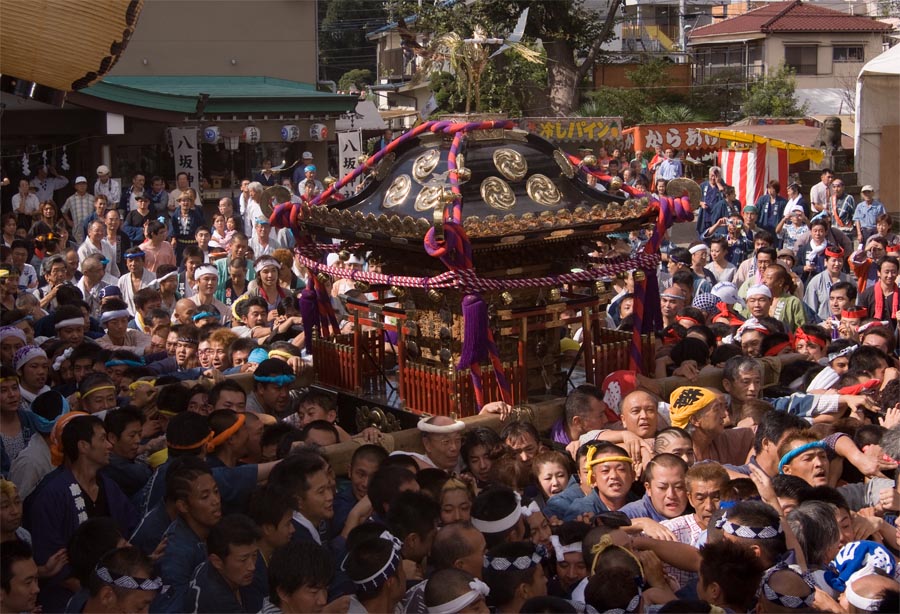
top-left (14, 345), bottom-right (50, 406)
top-left (190, 264), bottom-right (229, 325)
top-left (342, 530), bottom-right (407, 614)
top-left (424, 569), bottom-right (490, 614)
top-left (482, 541), bottom-right (547, 613)
top-left (97, 299), bottom-right (151, 355)
top-left (52, 305), bottom-right (87, 346)
top-left (116, 247), bottom-right (156, 314)
top-left (841, 573), bottom-right (897, 613)
top-left (659, 284), bottom-right (687, 329)
top-left (471, 487), bottom-right (526, 549)
top-left (405, 415), bottom-right (467, 472)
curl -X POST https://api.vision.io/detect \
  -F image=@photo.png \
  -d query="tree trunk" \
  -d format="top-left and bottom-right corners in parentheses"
top-left (545, 40), bottom-right (579, 117)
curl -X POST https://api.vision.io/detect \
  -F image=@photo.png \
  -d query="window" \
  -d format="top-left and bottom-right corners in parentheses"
top-left (784, 45), bottom-right (818, 75)
top-left (833, 46), bottom-right (865, 63)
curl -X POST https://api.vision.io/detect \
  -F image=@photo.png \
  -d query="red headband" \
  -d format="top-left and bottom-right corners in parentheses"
top-left (838, 379), bottom-right (881, 395)
top-left (713, 302), bottom-right (745, 327)
top-left (887, 245), bottom-right (900, 254)
top-left (841, 307), bottom-right (868, 319)
top-left (663, 328), bottom-right (683, 345)
top-left (678, 316), bottom-right (703, 329)
top-left (794, 328), bottom-right (827, 349)
top-left (825, 246), bottom-right (845, 259)
top-left (765, 340), bottom-right (793, 357)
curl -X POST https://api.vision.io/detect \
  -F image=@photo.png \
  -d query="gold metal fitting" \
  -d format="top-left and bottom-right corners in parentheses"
top-left (582, 154), bottom-right (598, 168)
top-left (354, 281), bottom-right (370, 292)
top-left (323, 176), bottom-right (337, 187)
top-left (357, 154), bottom-right (369, 165)
top-left (390, 285), bottom-right (407, 298)
top-left (456, 167), bottom-right (472, 182)
top-left (609, 176), bottom-right (623, 191)
top-left (317, 272), bottom-right (331, 285)
top-left (500, 291), bottom-right (514, 305)
top-left (427, 289), bottom-right (444, 303)
top-left (441, 188), bottom-right (457, 204)
top-left (595, 281), bottom-right (606, 294)
top-left (548, 288), bottom-right (562, 302)
top-left (338, 250), bottom-right (350, 262)
top-left (633, 270), bottom-right (646, 282)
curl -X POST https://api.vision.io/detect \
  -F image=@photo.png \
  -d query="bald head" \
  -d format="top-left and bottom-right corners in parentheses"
top-left (620, 390), bottom-right (659, 439)
top-left (174, 299), bottom-right (198, 326)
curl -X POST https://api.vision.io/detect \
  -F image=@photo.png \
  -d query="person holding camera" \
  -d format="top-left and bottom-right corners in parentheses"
top-left (696, 166), bottom-right (727, 238)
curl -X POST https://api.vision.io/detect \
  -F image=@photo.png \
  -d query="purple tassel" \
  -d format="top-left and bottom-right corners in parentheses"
top-left (458, 293), bottom-right (489, 369)
top-left (299, 288), bottom-right (319, 353)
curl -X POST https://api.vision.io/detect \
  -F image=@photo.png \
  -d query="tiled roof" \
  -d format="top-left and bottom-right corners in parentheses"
top-left (690, 0), bottom-right (893, 38)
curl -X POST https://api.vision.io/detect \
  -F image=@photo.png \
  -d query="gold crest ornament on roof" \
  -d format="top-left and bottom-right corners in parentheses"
top-left (526, 174), bottom-right (562, 207)
top-left (415, 185), bottom-right (444, 212)
top-left (481, 177), bottom-right (516, 211)
top-left (554, 150), bottom-right (576, 178)
top-left (413, 148), bottom-right (441, 183)
top-left (383, 175), bottom-right (411, 209)
top-left (493, 148), bottom-right (528, 181)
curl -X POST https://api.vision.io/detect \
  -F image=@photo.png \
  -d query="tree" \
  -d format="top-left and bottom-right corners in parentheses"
top-left (319, 0), bottom-right (383, 84)
top-left (741, 64), bottom-right (808, 117)
top-left (388, 0), bottom-right (625, 116)
top-left (338, 69), bottom-right (375, 92)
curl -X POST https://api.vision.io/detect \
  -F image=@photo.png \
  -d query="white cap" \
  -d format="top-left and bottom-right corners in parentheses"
top-left (746, 284), bottom-right (772, 299)
top-left (711, 281), bottom-right (743, 306)
top-left (302, 151), bottom-right (314, 159)
top-left (74, 176), bottom-right (87, 184)
top-left (861, 185), bottom-right (875, 193)
top-left (194, 264), bottom-right (218, 280)
top-left (96, 165), bottom-right (110, 176)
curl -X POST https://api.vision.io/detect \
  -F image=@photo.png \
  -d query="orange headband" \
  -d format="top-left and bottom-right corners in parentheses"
top-left (207, 413), bottom-right (246, 452)
top-left (168, 432), bottom-right (213, 451)
top-left (49, 412), bottom-right (90, 466)
top-left (794, 329), bottom-right (827, 349)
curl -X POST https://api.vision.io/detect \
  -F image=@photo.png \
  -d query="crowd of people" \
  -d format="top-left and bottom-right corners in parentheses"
top-left (0, 149), bottom-right (899, 614)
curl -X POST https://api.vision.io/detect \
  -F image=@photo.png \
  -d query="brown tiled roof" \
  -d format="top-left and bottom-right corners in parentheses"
top-left (690, 0), bottom-right (893, 38)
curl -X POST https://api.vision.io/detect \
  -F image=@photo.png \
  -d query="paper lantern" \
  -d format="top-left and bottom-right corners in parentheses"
top-left (310, 123), bottom-right (328, 141)
top-left (203, 126), bottom-right (221, 144)
top-left (281, 125), bottom-right (300, 142)
top-left (242, 126), bottom-right (261, 144)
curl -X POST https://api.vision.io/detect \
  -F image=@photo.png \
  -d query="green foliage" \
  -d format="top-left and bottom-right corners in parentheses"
top-left (741, 64), bottom-right (808, 118)
top-left (645, 104), bottom-right (701, 123)
top-left (338, 69), bottom-right (375, 92)
top-left (689, 69), bottom-right (746, 122)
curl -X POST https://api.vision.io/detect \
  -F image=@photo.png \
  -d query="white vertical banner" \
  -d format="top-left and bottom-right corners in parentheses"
top-left (337, 130), bottom-right (363, 196)
top-left (170, 127), bottom-right (202, 196)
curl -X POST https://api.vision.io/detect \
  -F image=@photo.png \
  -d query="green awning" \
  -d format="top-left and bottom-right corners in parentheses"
top-left (80, 75), bottom-right (358, 114)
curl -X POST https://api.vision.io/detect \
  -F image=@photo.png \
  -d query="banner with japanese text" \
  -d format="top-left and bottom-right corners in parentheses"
top-left (622, 122), bottom-right (726, 154)
top-left (170, 127), bottom-right (201, 196)
top-left (337, 130), bottom-right (363, 196)
top-left (520, 117), bottom-right (623, 144)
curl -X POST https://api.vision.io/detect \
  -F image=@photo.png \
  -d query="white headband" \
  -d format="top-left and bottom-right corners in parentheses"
top-left (426, 579), bottom-right (490, 614)
top-left (418, 417), bottom-right (465, 434)
top-left (55, 318), bottom-right (84, 330)
top-left (550, 535), bottom-right (582, 563)
top-left (747, 284), bottom-right (772, 299)
top-left (194, 265), bottom-right (218, 280)
top-left (520, 501), bottom-right (542, 517)
top-left (689, 244), bottom-right (709, 254)
top-left (471, 494), bottom-right (522, 534)
top-left (100, 309), bottom-right (132, 324)
top-left (14, 346), bottom-right (46, 372)
top-left (845, 581), bottom-right (882, 611)
top-left (256, 257), bottom-right (281, 271)
top-left (0, 327), bottom-right (26, 343)
top-left (150, 270), bottom-right (178, 287)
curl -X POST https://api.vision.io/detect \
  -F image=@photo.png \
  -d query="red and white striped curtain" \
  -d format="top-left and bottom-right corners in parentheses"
top-left (719, 143), bottom-right (790, 208)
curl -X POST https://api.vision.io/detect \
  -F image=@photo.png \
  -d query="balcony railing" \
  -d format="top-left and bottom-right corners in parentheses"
top-left (380, 47), bottom-right (420, 81)
top-left (692, 63), bottom-right (765, 84)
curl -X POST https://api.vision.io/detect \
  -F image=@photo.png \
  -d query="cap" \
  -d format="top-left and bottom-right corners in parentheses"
top-left (254, 217), bottom-right (270, 226)
top-left (74, 176), bottom-right (87, 184)
top-left (98, 286), bottom-right (121, 300)
top-left (711, 281), bottom-right (743, 306)
top-left (96, 165), bottom-right (110, 176)
top-left (861, 185), bottom-right (875, 193)
top-left (777, 248), bottom-right (796, 261)
top-left (302, 151), bottom-right (314, 159)
top-left (304, 164), bottom-right (316, 173)
top-left (743, 204), bottom-right (758, 214)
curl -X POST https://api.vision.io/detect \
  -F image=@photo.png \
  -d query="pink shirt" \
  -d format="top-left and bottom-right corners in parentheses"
top-left (140, 240), bottom-right (176, 273)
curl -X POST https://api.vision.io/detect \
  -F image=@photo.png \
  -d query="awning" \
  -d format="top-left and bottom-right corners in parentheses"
top-left (698, 127), bottom-right (824, 164)
top-left (622, 122), bottom-right (727, 154)
top-left (336, 99), bottom-right (387, 131)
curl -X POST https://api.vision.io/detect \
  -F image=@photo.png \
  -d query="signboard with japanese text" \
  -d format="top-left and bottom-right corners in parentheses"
top-left (337, 130), bottom-right (363, 196)
top-left (520, 117), bottom-right (623, 145)
top-left (170, 127), bottom-right (201, 196)
top-left (622, 123), bottom-right (726, 154)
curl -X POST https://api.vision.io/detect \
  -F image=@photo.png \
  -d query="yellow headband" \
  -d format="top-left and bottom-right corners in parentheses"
top-left (78, 385), bottom-right (116, 399)
top-left (267, 349), bottom-right (295, 361)
top-left (590, 536), bottom-right (644, 576)
top-left (207, 413), bottom-right (246, 452)
top-left (128, 379), bottom-right (156, 391)
top-left (0, 270), bottom-right (9, 279)
top-left (0, 375), bottom-right (19, 384)
top-left (669, 386), bottom-right (719, 429)
top-left (585, 446), bottom-right (633, 486)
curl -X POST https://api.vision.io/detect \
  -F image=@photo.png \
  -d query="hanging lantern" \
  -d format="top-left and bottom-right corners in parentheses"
top-left (310, 123), bottom-right (328, 141)
top-left (241, 126), bottom-right (261, 144)
top-left (281, 125), bottom-right (300, 142)
top-left (203, 126), bottom-right (221, 144)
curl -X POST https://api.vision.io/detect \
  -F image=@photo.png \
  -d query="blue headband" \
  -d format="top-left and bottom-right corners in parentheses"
top-left (778, 441), bottom-right (827, 473)
top-left (105, 359), bottom-right (144, 368)
top-left (253, 374), bottom-right (295, 386)
top-left (304, 165), bottom-right (316, 173)
top-left (100, 257), bottom-right (110, 266)
top-left (32, 399), bottom-right (70, 434)
top-left (124, 251), bottom-right (145, 259)
top-left (192, 311), bottom-right (219, 321)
